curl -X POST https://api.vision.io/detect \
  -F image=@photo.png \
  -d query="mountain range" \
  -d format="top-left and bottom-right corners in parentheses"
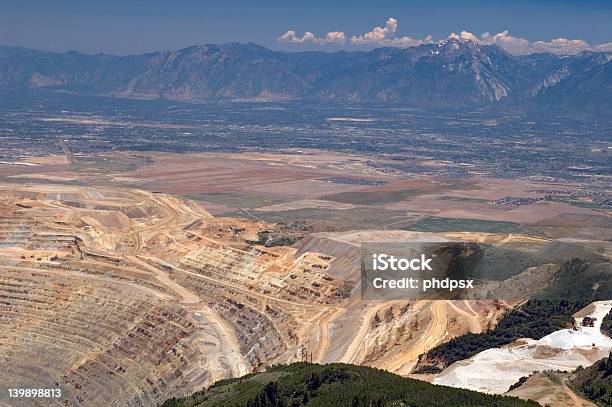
top-left (1, 39), bottom-right (610, 115)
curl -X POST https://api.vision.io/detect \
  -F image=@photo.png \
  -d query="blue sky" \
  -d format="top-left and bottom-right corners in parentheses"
top-left (1, 0), bottom-right (611, 54)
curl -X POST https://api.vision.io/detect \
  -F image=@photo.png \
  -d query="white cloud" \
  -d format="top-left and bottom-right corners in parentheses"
top-left (349, 18), bottom-right (433, 47)
top-left (324, 31), bottom-right (346, 44)
top-left (447, 30), bottom-right (606, 55)
top-left (350, 17), bottom-right (398, 45)
top-left (278, 29), bottom-right (345, 45)
top-left (386, 35), bottom-right (434, 47)
top-left (531, 38), bottom-right (590, 54)
top-left (278, 30), bottom-right (316, 43)
top-left (594, 42), bottom-right (612, 53)
top-left (279, 19), bottom-right (611, 55)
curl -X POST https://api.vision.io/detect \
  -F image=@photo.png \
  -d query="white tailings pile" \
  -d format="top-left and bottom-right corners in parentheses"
top-left (433, 300), bottom-right (612, 394)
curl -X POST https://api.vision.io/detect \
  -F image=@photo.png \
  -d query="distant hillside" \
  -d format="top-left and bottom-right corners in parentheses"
top-left (0, 40), bottom-right (610, 115)
top-left (161, 362), bottom-right (538, 407)
top-left (571, 354), bottom-right (612, 406)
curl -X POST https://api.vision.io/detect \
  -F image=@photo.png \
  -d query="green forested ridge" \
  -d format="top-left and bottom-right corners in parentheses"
top-left (602, 310), bottom-right (612, 338)
top-left (416, 259), bottom-right (612, 373)
top-left (571, 354), bottom-right (612, 406)
top-left (415, 298), bottom-right (581, 373)
top-left (161, 362), bottom-right (538, 407)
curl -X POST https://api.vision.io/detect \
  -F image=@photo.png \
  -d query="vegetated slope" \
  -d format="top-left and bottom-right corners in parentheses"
top-left (571, 354), bottom-right (612, 406)
top-left (0, 40), bottom-right (610, 114)
top-left (602, 310), bottom-right (612, 338)
top-left (161, 362), bottom-right (538, 407)
top-left (415, 259), bottom-right (612, 373)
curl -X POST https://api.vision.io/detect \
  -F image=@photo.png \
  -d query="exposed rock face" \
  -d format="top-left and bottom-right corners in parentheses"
top-left (0, 184), bottom-right (359, 406)
top-left (1, 41), bottom-right (610, 113)
top-left (0, 268), bottom-right (201, 406)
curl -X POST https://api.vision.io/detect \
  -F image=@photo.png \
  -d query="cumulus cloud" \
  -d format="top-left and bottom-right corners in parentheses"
top-left (447, 30), bottom-right (533, 54)
top-left (278, 29), bottom-right (345, 44)
top-left (278, 30), bottom-right (316, 43)
top-left (324, 31), bottom-right (346, 44)
top-left (349, 17), bottom-right (433, 47)
top-left (350, 17), bottom-right (397, 44)
top-left (279, 18), bottom-right (611, 55)
top-left (594, 43), bottom-right (612, 53)
top-left (447, 30), bottom-right (608, 55)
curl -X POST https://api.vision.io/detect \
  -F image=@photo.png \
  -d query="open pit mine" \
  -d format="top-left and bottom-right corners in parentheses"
top-left (0, 183), bottom-right (590, 406)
